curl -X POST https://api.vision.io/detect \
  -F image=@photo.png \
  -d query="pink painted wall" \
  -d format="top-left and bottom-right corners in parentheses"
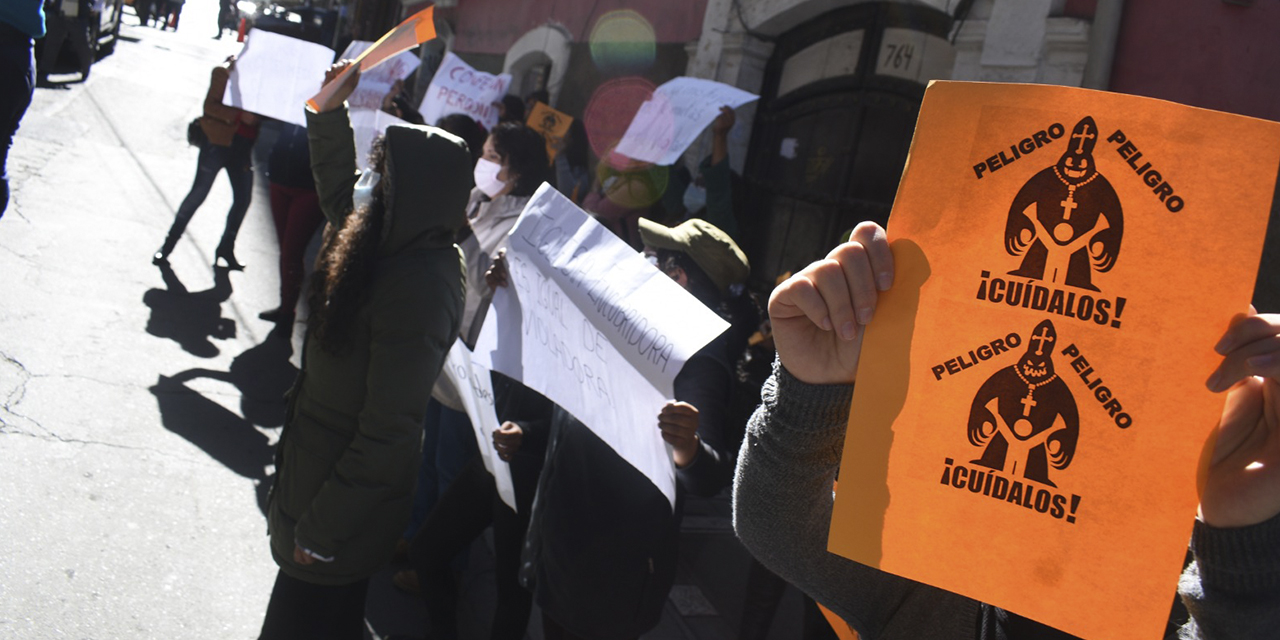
top-left (447, 0), bottom-right (709, 55)
top-left (1109, 0), bottom-right (1280, 122)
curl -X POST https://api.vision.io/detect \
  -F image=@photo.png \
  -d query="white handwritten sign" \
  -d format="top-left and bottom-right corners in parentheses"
top-left (339, 40), bottom-right (422, 112)
top-left (473, 184), bottom-right (729, 507)
top-left (440, 340), bottom-right (516, 511)
top-left (613, 77), bottom-right (758, 166)
top-left (223, 29), bottom-right (335, 127)
top-left (348, 108), bottom-right (407, 170)
top-left (420, 52), bottom-right (511, 130)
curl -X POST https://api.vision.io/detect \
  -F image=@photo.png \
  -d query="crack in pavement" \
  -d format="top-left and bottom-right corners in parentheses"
top-left (1, 350), bottom-right (32, 414)
top-left (0, 424), bottom-right (179, 457)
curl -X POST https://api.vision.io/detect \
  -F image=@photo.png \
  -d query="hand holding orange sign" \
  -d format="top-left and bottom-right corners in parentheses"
top-left (306, 6), bottom-right (436, 113)
top-left (823, 81), bottom-right (1280, 640)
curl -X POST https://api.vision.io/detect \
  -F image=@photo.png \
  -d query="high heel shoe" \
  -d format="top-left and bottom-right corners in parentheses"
top-left (258, 307), bottom-right (295, 325)
top-left (214, 248), bottom-right (245, 271)
top-left (153, 233), bottom-right (179, 265)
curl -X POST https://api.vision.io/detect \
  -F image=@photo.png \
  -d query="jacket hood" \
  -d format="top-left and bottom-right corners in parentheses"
top-left (380, 124), bottom-right (474, 256)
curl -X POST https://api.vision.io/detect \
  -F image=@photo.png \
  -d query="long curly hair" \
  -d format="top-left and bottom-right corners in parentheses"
top-left (307, 137), bottom-right (388, 354)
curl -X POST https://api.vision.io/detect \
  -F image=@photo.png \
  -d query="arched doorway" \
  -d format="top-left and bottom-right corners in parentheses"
top-left (504, 25), bottom-right (573, 105)
top-left (742, 2), bottom-right (954, 286)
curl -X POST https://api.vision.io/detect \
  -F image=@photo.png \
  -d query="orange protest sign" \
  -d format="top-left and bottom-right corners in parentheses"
top-left (306, 5), bottom-right (436, 111)
top-left (527, 101), bottom-right (573, 163)
top-left (828, 81), bottom-right (1280, 640)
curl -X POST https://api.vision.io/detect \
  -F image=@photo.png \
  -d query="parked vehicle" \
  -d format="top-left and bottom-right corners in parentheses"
top-left (35, 0), bottom-right (124, 79)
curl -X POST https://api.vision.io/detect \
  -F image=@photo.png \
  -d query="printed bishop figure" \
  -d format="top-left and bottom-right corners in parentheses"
top-left (967, 320), bottom-right (1080, 487)
top-left (1004, 116), bottom-right (1124, 291)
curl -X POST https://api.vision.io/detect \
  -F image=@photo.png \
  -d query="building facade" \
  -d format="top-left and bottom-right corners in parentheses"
top-left (372, 0), bottom-right (1278, 302)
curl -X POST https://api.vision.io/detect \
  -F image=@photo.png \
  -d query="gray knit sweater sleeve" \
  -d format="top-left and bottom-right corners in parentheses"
top-left (733, 360), bottom-right (981, 640)
top-left (1178, 514), bottom-right (1280, 639)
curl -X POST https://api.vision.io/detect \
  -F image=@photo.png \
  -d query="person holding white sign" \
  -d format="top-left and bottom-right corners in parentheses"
top-left (153, 56), bottom-right (261, 270)
top-left (483, 216), bottom-right (756, 638)
top-left (405, 121), bottom-right (550, 553)
top-left (733, 221), bottom-right (1280, 640)
top-left (257, 61), bottom-right (473, 640)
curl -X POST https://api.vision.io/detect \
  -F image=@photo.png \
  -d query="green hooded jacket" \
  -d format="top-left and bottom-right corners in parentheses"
top-left (266, 105), bottom-right (473, 585)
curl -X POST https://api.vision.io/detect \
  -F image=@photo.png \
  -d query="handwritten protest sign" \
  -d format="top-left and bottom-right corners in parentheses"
top-left (223, 29), bottom-right (335, 127)
top-left (338, 40), bottom-right (421, 112)
top-left (347, 108), bottom-right (408, 170)
top-left (306, 6), bottom-right (436, 112)
top-left (420, 52), bottom-right (511, 130)
top-left (473, 184), bottom-right (729, 507)
top-left (440, 340), bottom-right (516, 511)
top-left (613, 77), bottom-right (758, 166)
top-left (827, 81), bottom-right (1280, 640)
top-left (527, 102), bottom-right (572, 162)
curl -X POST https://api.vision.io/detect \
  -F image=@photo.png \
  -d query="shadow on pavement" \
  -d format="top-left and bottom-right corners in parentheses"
top-left (151, 325), bottom-right (299, 515)
top-left (143, 262), bottom-right (236, 357)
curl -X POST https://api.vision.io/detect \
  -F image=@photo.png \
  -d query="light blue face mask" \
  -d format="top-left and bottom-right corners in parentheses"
top-left (352, 170), bottom-right (381, 212)
top-left (683, 183), bottom-right (707, 213)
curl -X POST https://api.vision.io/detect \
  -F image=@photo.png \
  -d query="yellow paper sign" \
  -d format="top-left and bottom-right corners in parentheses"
top-left (828, 81), bottom-right (1280, 640)
top-left (527, 101), bottom-right (573, 163)
top-left (306, 5), bottom-right (436, 112)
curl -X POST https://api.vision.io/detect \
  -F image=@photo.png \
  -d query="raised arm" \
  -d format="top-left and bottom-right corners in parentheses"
top-left (305, 61), bottom-right (363, 227)
top-left (733, 222), bottom-right (982, 636)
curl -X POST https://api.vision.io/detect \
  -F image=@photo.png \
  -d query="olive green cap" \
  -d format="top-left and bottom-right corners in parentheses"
top-left (638, 218), bottom-right (750, 294)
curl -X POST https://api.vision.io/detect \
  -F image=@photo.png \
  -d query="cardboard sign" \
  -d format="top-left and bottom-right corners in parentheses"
top-left (338, 40), bottom-right (421, 112)
top-left (473, 184), bottom-right (729, 507)
top-left (223, 29), bottom-right (335, 127)
top-left (440, 340), bottom-right (517, 512)
top-left (527, 101), bottom-right (573, 163)
top-left (420, 52), bottom-right (512, 130)
top-left (828, 81), bottom-right (1280, 640)
top-left (613, 77), bottom-right (758, 166)
top-left (306, 6), bottom-right (436, 112)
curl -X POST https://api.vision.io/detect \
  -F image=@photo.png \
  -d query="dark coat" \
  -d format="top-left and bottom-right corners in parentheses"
top-left (265, 105), bottom-right (473, 586)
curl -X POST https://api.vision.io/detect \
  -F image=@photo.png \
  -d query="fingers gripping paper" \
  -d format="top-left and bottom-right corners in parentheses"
top-left (305, 6), bottom-right (436, 112)
top-left (473, 184), bottom-right (730, 508)
top-left (613, 77), bottom-right (757, 166)
top-left (828, 82), bottom-right (1280, 640)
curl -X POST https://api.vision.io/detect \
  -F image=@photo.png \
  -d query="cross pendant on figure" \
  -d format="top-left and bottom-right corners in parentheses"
top-left (1060, 187), bottom-right (1078, 220)
top-left (1072, 125), bottom-right (1095, 153)
top-left (1021, 391), bottom-right (1036, 417)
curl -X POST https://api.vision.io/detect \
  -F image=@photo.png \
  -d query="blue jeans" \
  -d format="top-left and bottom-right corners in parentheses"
top-left (163, 134), bottom-right (254, 254)
top-left (0, 22), bottom-right (35, 218)
top-left (405, 398), bottom-right (479, 539)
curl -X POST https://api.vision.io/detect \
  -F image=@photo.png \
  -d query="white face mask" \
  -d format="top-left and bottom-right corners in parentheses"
top-left (683, 183), bottom-right (707, 213)
top-left (353, 170), bottom-right (381, 212)
top-left (474, 158), bottom-right (507, 198)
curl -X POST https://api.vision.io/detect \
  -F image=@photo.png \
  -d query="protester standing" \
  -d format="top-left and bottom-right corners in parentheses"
top-left (0, 0), bottom-right (44, 218)
top-left (553, 119), bottom-right (591, 205)
top-left (733, 221), bottom-right (1280, 639)
top-left (158, 0), bottom-right (184, 31)
top-left (153, 56), bottom-right (260, 270)
top-left (257, 61), bottom-right (473, 640)
top-left (215, 0), bottom-right (233, 38)
top-left (259, 122), bottom-right (324, 327)
top-left (488, 217), bottom-right (754, 640)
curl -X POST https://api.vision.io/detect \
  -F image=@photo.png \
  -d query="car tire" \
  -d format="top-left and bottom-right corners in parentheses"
top-left (97, 0), bottom-right (123, 57)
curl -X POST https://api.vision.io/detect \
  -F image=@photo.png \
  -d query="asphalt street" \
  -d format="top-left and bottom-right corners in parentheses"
top-left (2, 2), bottom-right (313, 637)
